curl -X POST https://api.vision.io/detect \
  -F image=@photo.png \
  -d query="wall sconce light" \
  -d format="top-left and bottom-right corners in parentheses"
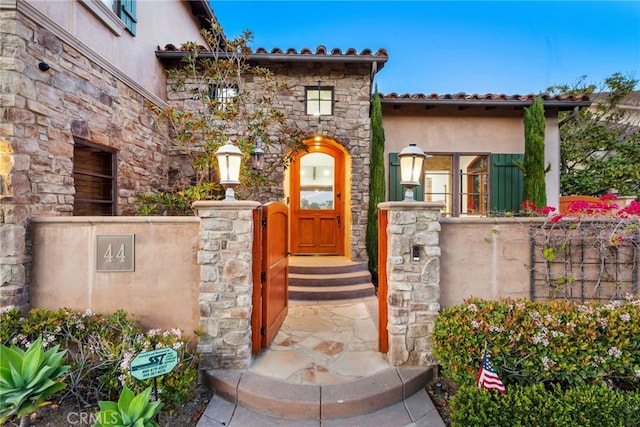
top-left (251, 137), bottom-right (265, 172)
top-left (215, 140), bottom-right (242, 201)
top-left (38, 62), bottom-right (50, 72)
top-left (398, 142), bottom-right (426, 201)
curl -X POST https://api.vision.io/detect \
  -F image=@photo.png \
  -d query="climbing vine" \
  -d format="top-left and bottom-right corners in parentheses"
top-left (530, 196), bottom-right (640, 302)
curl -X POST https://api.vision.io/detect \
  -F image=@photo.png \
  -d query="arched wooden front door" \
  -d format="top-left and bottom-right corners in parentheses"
top-left (290, 140), bottom-right (345, 255)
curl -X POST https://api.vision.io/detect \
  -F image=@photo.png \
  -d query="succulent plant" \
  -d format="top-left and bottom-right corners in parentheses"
top-left (0, 336), bottom-right (70, 426)
top-left (93, 386), bottom-right (163, 427)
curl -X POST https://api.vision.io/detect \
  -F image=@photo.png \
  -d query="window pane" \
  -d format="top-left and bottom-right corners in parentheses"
top-left (209, 85), bottom-right (238, 108)
top-left (424, 155), bottom-right (453, 216)
top-left (306, 88), bottom-right (333, 116)
top-left (299, 152), bottom-right (334, 210)
top-left (460, 155), bottom-right (488, 215)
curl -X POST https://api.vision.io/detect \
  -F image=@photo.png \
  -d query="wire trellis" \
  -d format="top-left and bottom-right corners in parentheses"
top-left (530, 220), bottom-right (639, 303)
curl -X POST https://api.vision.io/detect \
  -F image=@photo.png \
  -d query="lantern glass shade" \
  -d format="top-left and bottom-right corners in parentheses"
top-left (398, 143), bottom-right (425, 201)
top-left (399, 143), bottom-right (425, 187)
top-left (216, 141), bottom-right (242, 185)
top-left (251, 148), bottom-right (265, 171)
top-left (251, 137), bottom-right (265, 172)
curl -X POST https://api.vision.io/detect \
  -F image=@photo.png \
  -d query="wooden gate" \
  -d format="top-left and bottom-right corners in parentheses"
top-left (252, 202), bottom-right (289, 353)
top-left (378, 209), bottom-right (388, 352)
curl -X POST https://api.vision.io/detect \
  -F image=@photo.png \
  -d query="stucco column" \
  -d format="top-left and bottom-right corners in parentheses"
top-left (379, 201), bottom-right (443, 367)
top-left (193, 200), bottom-right (260, 370)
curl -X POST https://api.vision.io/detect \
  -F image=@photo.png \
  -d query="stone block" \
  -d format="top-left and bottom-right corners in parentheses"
top-left (407, 324), bottom-right (431, 338)
top-left (223, 330), bottom-right (248, 346)
top-left (200, 265), bottom-right (219, 282)
top-left (222, 259), bottom-right (249, 284)
top-left (414, 231), bottom-right (439, 246)
top-left (387, 324), bottom-right (407, 334)
top-left (387, 334), bottom-right (409, 366)
top-left (0, 224), bottom-right (25, 257)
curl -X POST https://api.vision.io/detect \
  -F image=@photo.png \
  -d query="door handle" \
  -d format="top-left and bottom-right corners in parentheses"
top-left (337, 215), bottom-right (341, 227)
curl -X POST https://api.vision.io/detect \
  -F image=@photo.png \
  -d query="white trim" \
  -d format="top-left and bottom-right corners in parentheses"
top-left (17, 0), bottom-right (166, 108)
top-left (78, 0), bottom-right (125, 36)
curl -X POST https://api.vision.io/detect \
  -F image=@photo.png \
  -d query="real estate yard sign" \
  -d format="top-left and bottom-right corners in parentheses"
top-left (130, 347), bottom-right (178, 381)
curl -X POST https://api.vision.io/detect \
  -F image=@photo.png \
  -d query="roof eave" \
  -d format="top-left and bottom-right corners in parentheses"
top-left (155, 50), bottom-right (388, 71)
top-left (380, 99), bottom-right (592, 110)
top-left (187, 0), bottom-right (218, 31)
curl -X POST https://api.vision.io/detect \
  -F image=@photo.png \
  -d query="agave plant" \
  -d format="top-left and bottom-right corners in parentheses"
top-left (0, 336), bottom-right (70, 427)
top-left (93, 386), bottom-right (163, 427)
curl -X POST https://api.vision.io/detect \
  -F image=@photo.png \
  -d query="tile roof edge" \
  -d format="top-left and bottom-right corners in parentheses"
top-left (157, 45), bottom-right (388, 61)
top-left (380, 92), bottom-right (591, 103)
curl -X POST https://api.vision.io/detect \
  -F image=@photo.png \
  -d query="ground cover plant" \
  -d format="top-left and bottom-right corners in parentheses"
top-left (0, 308), bottom-right (204, 426)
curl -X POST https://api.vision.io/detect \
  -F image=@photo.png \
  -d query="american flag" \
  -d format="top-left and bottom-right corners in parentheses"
top-left (476, 349), bottom-right (506, 394)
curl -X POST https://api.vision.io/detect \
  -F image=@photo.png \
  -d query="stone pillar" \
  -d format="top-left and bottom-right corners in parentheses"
top-left (0, 222), bottom-right (29, 312)
top-left (378, 202), bottom-right (444, 367)
top-left (193, 200), bottom-right (260, 370)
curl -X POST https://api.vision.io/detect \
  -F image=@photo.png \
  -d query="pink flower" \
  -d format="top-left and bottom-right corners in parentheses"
top-left (550, 214), bottom-right (565, 223)
top-left (617, 200), bottom-right (640, 218)
top-left (536, 206), bottom-right (557, 215)
top-left (521, 200), bottom-right (536, 212)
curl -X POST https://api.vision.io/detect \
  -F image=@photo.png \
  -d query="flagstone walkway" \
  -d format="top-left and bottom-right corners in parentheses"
top-left (197, 297), bottom-right (447, 426)
top-left (249, 297), bottom-right (389, 384)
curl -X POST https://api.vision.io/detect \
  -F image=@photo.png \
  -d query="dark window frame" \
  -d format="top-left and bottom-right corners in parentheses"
top-left (305, 86), bottom-right (334, 116)
top-left (208, 84), bottom-right (239, 108)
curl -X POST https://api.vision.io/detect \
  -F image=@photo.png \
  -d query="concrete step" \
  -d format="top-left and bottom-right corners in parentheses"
top-left (289, 260), bottom-right (369, 275)
top-left (199, 366), bottom-right (443, 424)
top-left (288, 270), bottom-right (372, 287)
top-left (288, 256), bottom-right (375, 301)
top-left (289, 283), bottom-right (375, 300)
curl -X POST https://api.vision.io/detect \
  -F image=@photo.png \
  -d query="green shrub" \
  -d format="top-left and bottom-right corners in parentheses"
top-left (93, 386), bottom-right (162, 427)
top-left (451, 384), bottom-right (640, 427)
top-left (433, 297), bottom-right (640, 388)
top-left (0, 336), bottom-right (70, 424)
top-left (0, 308), bottom-right (200, 410)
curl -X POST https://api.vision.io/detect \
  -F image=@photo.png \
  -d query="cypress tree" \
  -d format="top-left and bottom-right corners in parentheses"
top-left (519, 96), bottom-right (547, 208)
top-left (366, 87), bottom-right (385, 282)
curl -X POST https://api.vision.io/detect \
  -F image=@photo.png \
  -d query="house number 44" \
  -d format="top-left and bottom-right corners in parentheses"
top-left (103, 243), bottom-right (127, 263)
top-left (96, 235), bottom-right (135, 272)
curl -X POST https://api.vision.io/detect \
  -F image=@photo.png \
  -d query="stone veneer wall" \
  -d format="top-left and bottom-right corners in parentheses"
top-left (166, 62), bottom-right (374, 261)
top-left (379, 202), bottom-right (443, 367)
top-left (193, 201), bottom-right (259, 369)
top-left (0, 4), bottom-right (172, 310)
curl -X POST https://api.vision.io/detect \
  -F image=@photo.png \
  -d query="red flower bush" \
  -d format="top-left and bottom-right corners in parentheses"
top-left (618, 200), bottom-right (640, 218)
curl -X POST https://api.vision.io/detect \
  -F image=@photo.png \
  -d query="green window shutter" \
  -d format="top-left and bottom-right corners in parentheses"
top-left (491, 153), bottom-right (524, 213)
top-left (389, 153), bottom-right (424, 201)
top-left (119, 0), bottom-right (137, 35)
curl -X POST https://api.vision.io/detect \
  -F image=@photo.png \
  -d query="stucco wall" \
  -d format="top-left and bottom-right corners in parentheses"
top-left (26, 216), bottom-right (546, 330)
top-left (27, 0), bottom-right (208, 98)
top-left (439, 217), bottom-right (547, 307)
top-left (30, 217), bottom-right (200, 332)
top-left (382, 106), bottom-right (561, 209)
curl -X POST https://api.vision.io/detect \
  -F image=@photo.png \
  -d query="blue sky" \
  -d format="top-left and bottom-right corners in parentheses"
top-left (209, 1), bottom-right (640, 95)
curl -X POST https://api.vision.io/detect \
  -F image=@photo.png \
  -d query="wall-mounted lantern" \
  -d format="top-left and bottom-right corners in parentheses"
top-left (251, 137), bottom-right (265, 172)
top-left (398, 142), bottom-right (426, 201)
top-left (215, 140), bottom-right (242, 201)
